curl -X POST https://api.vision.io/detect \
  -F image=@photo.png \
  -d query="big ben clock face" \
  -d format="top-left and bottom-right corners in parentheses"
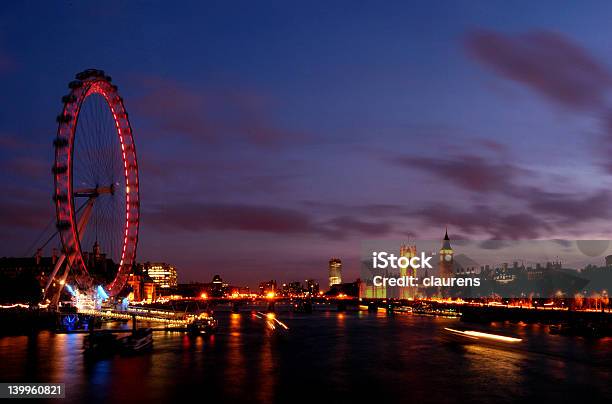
top-left (444, 254), bottom-right (452, 262)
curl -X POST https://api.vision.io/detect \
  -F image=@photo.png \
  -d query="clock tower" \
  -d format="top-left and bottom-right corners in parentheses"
top-left (439, 228), bottom-right (454, 278)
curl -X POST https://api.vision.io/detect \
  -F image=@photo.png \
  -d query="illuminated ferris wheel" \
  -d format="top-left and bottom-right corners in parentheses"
top-left (45, 69), bottom-right (140, 303)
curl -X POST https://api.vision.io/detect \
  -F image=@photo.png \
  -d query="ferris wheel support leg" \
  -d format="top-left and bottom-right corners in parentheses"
top-left (44, 197), bottom-right (96, 306)
top-left (43, 253), bottom-right (66, 297)
top-left (50, 264), bottom-right (72, 308)
top-left (49, 248), bottom-right (84, 308)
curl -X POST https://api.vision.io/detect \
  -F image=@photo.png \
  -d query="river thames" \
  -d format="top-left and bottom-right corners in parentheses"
top-left (1, 312), bottom-right (611, 403)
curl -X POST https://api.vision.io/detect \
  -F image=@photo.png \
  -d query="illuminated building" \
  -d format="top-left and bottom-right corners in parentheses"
top-left (360, 277), bottom-right (386, 299)
top-left (127, 273), bottom-right (157, 303)
top-left (127, 274), bottom-right (143, 301)
top-left (399, 243), bottom-right (417, 299)
top-left (281, 281), bottom-right (304, 297)
top-left (259, 280), bottom-right (277, 296)
top-left (143, 262), bottom-right (178, 289)
top-left (211, 274), bottom-right (225, 297)
top-left (174, 278), bottom-right (246, 299)
top-left (439, 229), bottom-right (454, 278)
top-left (143, 280), bottom-right (156, 303)
top-left (226, 286), bottom-right (250, 297)
top-left (305, 279), bottom-right (319, 296)
top-left (327, 280), bottom-right (360, 297)
top-left (329, 258), bottom-right (342, 288)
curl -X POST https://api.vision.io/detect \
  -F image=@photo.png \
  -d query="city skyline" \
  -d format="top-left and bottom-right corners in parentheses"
top-left (4, 2), bottom-right (612, 285)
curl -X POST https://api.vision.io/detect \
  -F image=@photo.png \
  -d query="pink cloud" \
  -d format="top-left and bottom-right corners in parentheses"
top-left (131, 76), bottom-right (307, 148)
top-left (466, 30), bottom-right (612, 110)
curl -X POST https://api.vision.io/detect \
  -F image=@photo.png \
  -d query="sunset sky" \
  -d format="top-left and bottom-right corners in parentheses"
top-left (3, 1), bottom-right (612, 286)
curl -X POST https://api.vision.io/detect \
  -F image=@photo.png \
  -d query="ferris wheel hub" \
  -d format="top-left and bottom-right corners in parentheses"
top-left (73, 185), bottom-right (115, 198)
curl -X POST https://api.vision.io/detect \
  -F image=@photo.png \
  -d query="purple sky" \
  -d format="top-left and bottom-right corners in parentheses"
top-left (2, 2), bottom-right (612, 287)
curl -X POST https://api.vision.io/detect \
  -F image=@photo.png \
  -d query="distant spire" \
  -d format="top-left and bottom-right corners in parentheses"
top-left (442, 227), bottom-right (452, 250)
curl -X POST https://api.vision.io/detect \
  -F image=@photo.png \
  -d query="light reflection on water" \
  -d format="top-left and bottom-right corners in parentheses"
top-left (224, 313), bottom-right (246, 399)
top-left (0, 312), bottom-right (611, 403)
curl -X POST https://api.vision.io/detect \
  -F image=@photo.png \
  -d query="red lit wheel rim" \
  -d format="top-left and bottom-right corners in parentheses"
top-left (53, 70), bottom-right (139, 296)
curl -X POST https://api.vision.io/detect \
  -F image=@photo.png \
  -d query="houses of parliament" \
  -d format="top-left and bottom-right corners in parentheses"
top-left (361, 229), bottom-right (455, 299)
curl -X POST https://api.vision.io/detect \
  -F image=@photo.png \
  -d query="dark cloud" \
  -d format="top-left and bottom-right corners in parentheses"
top-left (301, 201), bottom-right (411, 218)
top-left (131, 76), bottom-right (306, 148)
top-left (138, 152), bottom-right (302, 201)
top-left (418, 203), bottom-right (551, 239)
top-left (597, 111), bottom-right (612, 174)
top-left (0, 157), bottom-right (48, 182)
top-left (394, 153), bottom-right (526, 194)
top-left (323, 216), bottom-right (392, 237)
top-left (408, 159), bottom-right (612, 238)
top-left (478, 240), bottom-right (510, 250)
top-left (466, 29), bottom-right (612, 180)
top-left (147, 202), bottom-right (316, 234)
top-left (145, 201), bottom-right (396, 240)
top-left (450, 238), bottom-right (472, 246)
top-left (526, 189), bottom-right (612, 224)
top-left (0, 198), bottom-right (53, 231)
top-left (476, 139), bottom-right (508, 154)
top-left (465, 30), bottom-right (612, 110)
top-left (390, 127), bottom-right (612, 238)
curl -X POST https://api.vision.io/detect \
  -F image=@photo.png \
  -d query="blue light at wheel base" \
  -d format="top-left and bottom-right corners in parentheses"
top-left (97, 286), bottom-right (109, 300)
top-left (65, 284), bottom-right (76, 297)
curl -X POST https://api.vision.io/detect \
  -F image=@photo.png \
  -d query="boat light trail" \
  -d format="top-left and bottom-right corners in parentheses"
top-left (444, 328), bottom-right (522, 343)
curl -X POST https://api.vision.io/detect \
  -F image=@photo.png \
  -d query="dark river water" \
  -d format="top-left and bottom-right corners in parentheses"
top-left (1, 311), bottom-right (611, 403)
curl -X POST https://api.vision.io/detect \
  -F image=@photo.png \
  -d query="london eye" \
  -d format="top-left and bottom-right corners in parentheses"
top-left (45, 69), bottom-right (140, 304)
